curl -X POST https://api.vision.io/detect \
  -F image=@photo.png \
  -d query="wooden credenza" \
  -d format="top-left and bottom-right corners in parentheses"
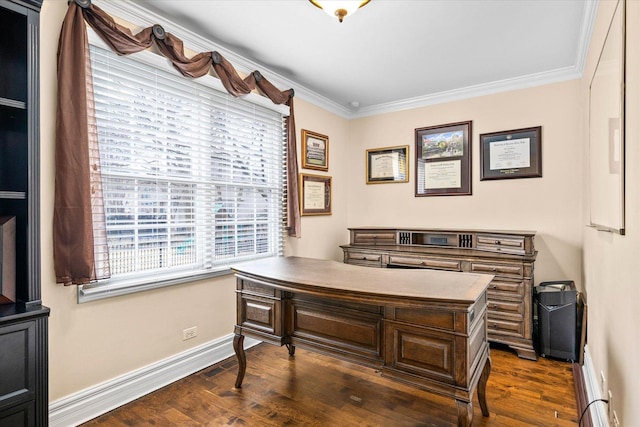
top-left (232, 256), bottom-right (493, 426)
top-left (341, 227), bottom-right (537, 360)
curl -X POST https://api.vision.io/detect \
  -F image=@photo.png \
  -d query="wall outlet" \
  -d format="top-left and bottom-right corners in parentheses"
top-left (182, 326), bottom-right (197, 341)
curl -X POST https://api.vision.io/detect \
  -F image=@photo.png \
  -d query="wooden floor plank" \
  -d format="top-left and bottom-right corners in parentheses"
top-left (82, 343), bottom-right (577, 426)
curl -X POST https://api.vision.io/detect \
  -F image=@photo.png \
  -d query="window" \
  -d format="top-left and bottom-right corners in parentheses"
top-left (79, 44), bottom-right (287, 302)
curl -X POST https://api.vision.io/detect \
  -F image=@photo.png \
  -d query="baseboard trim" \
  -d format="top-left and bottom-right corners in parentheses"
top-left (578, 344), bottom-right (609, 427)
top-left (48, 333), bottom-right (260, 427)
top-left (574, 362), bottom-right (592, 426)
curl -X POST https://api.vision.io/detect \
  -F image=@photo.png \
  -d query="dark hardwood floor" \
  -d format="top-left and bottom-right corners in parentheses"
top-left (82, 343), bottom-right (578, 426)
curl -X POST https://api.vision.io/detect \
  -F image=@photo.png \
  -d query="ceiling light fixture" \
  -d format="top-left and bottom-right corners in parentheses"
top-left (309, 0), bottom-right (371, 23)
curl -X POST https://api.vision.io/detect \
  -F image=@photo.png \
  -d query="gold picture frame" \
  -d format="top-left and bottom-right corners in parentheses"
top-left (300, 173), bottom-right (332, 216)
top-left (302, 129), bottom-right (329, 171)
top-left (366, 145), bottom-right (409, 184)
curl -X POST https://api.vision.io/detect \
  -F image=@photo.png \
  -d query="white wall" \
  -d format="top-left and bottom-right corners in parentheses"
top-left (581, 1), bottom-right (640, 425)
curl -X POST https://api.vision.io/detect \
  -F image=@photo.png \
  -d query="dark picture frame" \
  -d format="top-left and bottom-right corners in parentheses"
top-left (415, 121), bottom-right (472, 196)
top-left (480, 126), bottom-right (542, 180)
top-left (366, 145), bottom-right (409, 184)
top-left (300, 173), bottom-right (332, 216)
top-left (301, 129), bottom-right (329, 171)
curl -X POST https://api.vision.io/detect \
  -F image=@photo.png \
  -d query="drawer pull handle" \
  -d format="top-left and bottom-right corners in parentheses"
top-left (495, 240), bottom-right (501, 245)
top-left (491, 284), bottom-right (498, 289)
top-left (492, 304), bottom-right (499, 309)
top-left (489, 323), bottom-right (498, 328)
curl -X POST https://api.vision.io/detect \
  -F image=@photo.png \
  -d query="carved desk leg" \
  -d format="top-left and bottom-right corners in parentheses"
top-left (286, 343), bottom-right (296, 356)
top-left (477, 356), bottom-right (492, 417)
top-left (455, 399), bottom-right (473, 427)
top-left (233, 333), bottom-right (246, 388)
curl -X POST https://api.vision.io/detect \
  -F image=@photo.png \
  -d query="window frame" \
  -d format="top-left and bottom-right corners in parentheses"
top-left (78, 33), bottom-right (289, 303)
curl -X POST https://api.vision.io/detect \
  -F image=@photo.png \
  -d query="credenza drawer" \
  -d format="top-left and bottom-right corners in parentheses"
top-left (476, 234), bottom-right (526, 255)
top-left (388, 255), bottom-right (461, 271)
top-left (487, 298), bottom-right (524, 319)
top-left (471, 261), bottom-right (523, 278)
top-left (487, 317), bottom-right (524, 337)
top-left (487, 278), bottom-right (525, 298)
top-left (352, 230), bottom-right (396, 245)
top-left (344, 251), bottom-right (383, 267)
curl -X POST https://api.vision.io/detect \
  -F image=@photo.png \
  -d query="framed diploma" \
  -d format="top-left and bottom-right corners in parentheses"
top-left (480, 126), bottom-right (542, 180)
top-left (300, 173), bottom-right (332, 215)
top-left (302, 129), bottom-right (329, 171)
top-left (415, 121), bottom-right (472, 196)
top-left (366, 145), bottom-right (409, 184)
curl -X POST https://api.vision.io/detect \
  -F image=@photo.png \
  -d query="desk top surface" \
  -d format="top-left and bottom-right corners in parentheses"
top-left (232, 256), bottom-right (492, 303)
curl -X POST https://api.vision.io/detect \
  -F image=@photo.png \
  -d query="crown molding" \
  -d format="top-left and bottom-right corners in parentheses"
top-left (350, 65), bottom-right (583, 119)
top-left (93, 0), bottom-right (598, 121)
top-left (575, 0), bottom-right (599, 74)
top-left (92, 0), bottom-right (351, 118)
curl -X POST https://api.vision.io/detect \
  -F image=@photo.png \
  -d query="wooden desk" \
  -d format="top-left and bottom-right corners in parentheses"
top-left (232, 257), bottom-right (493, 426)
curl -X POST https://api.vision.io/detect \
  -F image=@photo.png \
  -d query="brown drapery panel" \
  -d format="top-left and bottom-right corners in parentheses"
top-left (54, 0), bottom-right (301, 285)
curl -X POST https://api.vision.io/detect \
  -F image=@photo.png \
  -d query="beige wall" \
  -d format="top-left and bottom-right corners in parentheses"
top-left (40, 0), bottom-right (348, 401)
top-left (581, 1), bottom-right (640, 425)
top-left (348, 81), bottom-right (583, 287)
top-left (285, 99), bottom-right (350, 261)
top-left (40, 1), bottom-right (639, 425)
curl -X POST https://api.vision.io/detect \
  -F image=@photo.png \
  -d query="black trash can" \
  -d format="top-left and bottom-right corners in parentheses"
top-left (534, 281), bottom-right (578, 361)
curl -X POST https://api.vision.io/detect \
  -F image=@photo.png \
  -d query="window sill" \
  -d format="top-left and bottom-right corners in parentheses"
top-left (77, 268), bottom-right (234, 303)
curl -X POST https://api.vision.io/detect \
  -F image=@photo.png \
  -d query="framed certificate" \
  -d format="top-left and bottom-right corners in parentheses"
top-left (301, 129), bottom-right (329, 171)
top-left (300, 173), bottom-right (332, 215)
top-left (415, 121), bottom-right (472, 196)
top-left (366, 145), bottom-right (409, 184)
top-left (480, 126), bottom-right (542, 180)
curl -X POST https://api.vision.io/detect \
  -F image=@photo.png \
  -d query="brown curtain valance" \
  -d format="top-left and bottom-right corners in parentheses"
top-left (54, 0), bottom-right (301, 285)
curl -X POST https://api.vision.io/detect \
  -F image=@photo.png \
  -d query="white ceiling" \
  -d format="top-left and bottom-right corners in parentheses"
top-left (110, 0), bottom-right (597, 118)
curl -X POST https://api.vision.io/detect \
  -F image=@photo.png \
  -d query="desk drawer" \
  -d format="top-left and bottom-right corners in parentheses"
top-left (237, 294), bottom-right (283, 337)
top-left (384, 322), bottom-right (458, 386)
top-left (388, 255), bottom-right (461, 271)
top-left (290, 298), bottom-right (382, 359)
top-left (471, 261), bottom-right (523, 278)
top-left (238, 278), bottom-right (278, 297)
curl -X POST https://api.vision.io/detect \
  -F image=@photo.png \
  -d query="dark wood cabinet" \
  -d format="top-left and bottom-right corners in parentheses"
top-left (341, 227), bottom-right (537, 360)
top-left (0, 0), bottom-right (48, 425)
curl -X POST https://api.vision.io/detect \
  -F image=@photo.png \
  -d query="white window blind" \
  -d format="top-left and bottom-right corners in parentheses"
top-left (80, 44), bottom-right (286, 301)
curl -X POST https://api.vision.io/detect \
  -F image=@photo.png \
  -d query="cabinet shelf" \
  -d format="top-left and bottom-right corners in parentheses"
top-left (0, 97), bottom-right (26, 110)
top-left (0, 191), bottom-right (26, 200)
